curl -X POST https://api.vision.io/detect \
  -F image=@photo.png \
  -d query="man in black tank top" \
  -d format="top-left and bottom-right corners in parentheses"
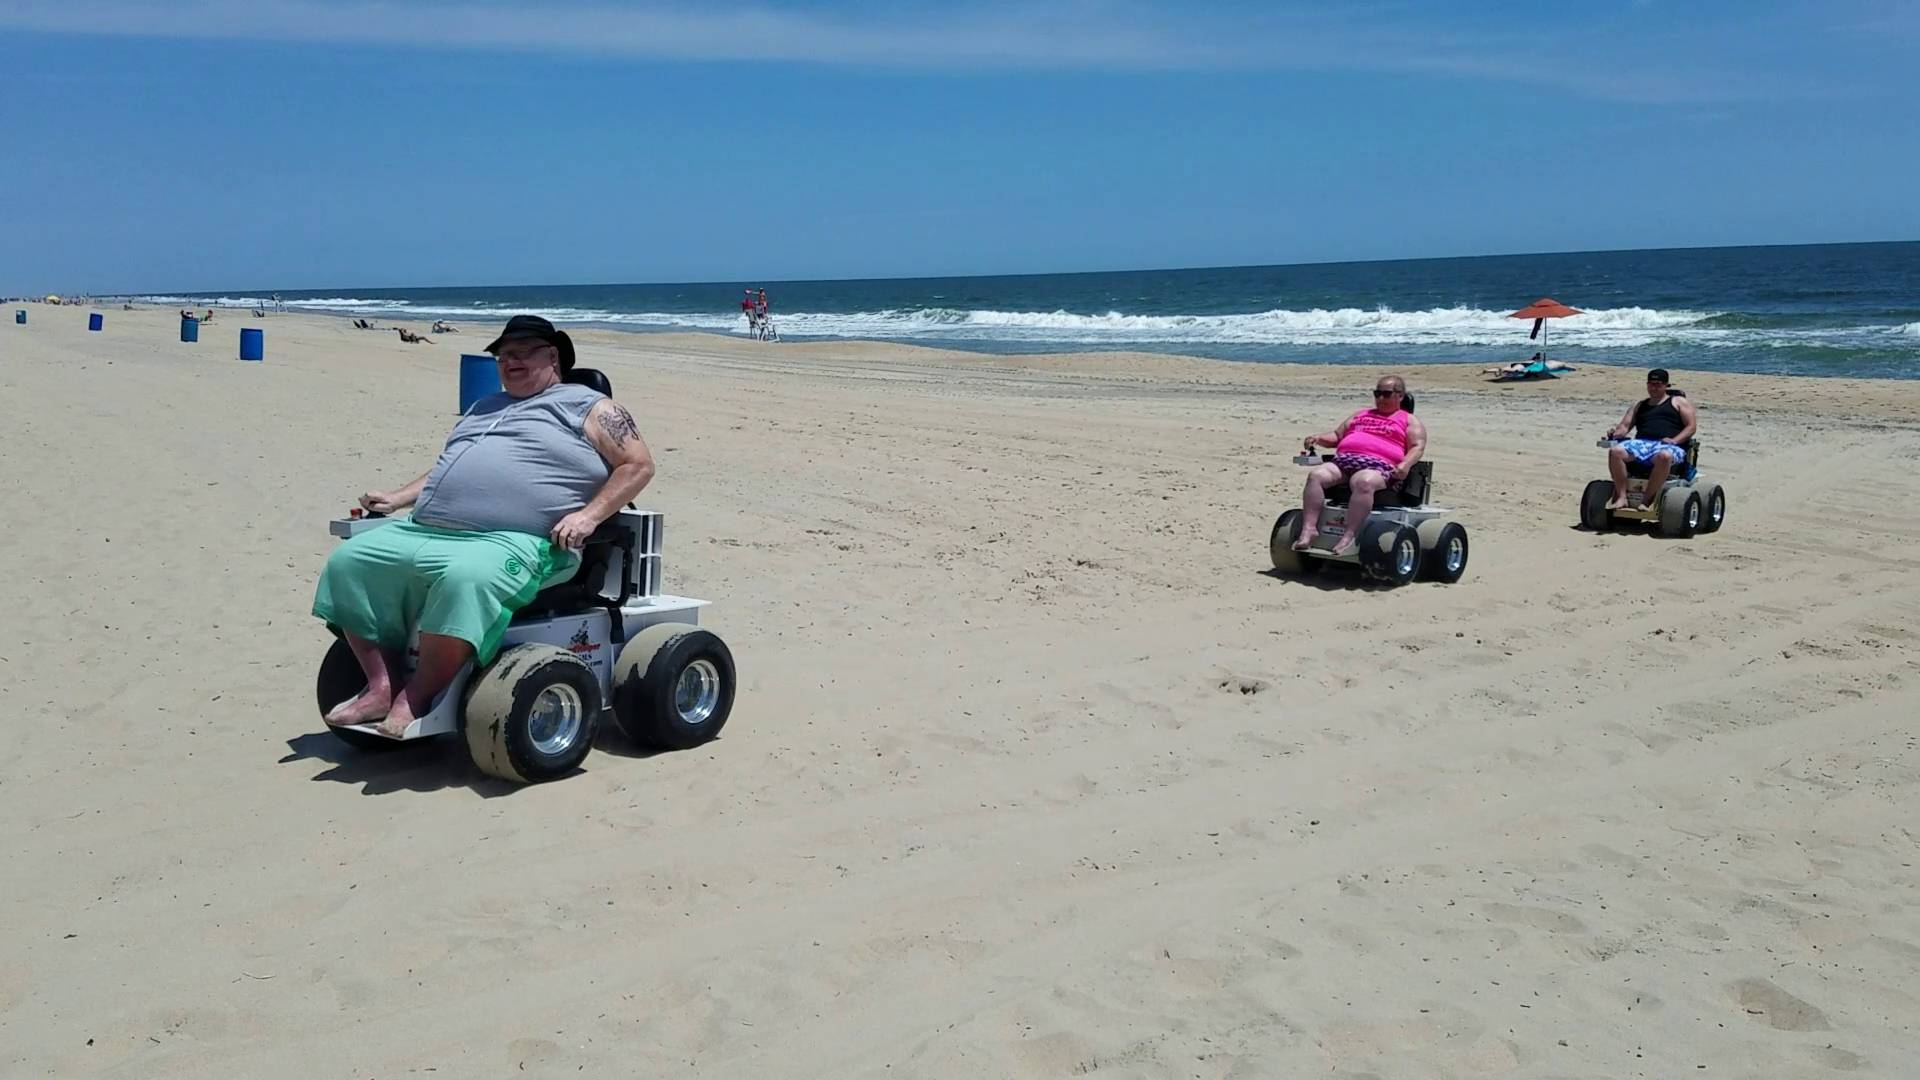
top-left (1603, 368), bottom-right (1698, 509)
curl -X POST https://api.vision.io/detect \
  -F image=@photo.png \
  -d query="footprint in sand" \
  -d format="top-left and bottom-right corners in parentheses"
top-left (1807, 1044), bottom-right (1870, 1071)
top-left (1728, 977), bottom-right (1830, 1031)
top-left (507, 1036), bottom-right (564, 1069)
top-left (1482, 902), bottom-right (1587, 935)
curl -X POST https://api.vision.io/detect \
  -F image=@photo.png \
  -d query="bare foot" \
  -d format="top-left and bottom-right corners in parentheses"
top-left (375, 692), bottom-right (418, 739)
top-left (1330, 537), bottom-right (1359, 557)
top-left (1604, 495), bottom-right (1628, 510)
top-left (325, 687), bottom-right (392, 727)
top-left (1291, 530), bottom-right (1318, 551)
top-left (1636, 496), bottom-right (1658, 511)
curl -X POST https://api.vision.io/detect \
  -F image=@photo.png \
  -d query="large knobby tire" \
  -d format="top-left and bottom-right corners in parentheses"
top-left (1269, 509), bottom-right (1310, 573)
top-left (1359, 519), bottom-right (1420, 586)
top-left (1659, 485), bottom-right (1702, 538)
top-left (1417, 520), bottom-right (1470, 584)
top-left (463, 643), bottom-right (601, 783)
top-left (613, 623), bottom-right (735, 750)
top-left (1698, 482), bottom-right (1727, 534)
top-left (315, 637), bottom-right (407, 752)
top-left (1580, 479), bottom-right (1615, 531)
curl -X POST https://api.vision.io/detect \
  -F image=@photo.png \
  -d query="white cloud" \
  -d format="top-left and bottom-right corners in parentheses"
top-left (0, 0), bottom-right (1844, 103)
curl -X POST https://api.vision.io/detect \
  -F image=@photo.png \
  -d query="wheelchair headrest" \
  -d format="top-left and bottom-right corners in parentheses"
top-left (1401, 392), bottom-right (1415, 413)
top-left (566, 367), bottom-right (612, 396)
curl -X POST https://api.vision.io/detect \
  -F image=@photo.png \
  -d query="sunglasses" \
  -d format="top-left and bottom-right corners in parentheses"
top-left (496, 344), bottom-right (553, 362)
top-left (1373, 388), bottom-right (1401, 397)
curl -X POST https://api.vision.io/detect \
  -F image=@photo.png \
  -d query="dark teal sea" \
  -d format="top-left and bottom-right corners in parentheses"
top-left (151, 241), bottom-right (1920, 378)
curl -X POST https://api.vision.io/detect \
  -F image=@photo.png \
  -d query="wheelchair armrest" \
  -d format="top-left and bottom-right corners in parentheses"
top-left (329, 513), bottom-right (399, 539)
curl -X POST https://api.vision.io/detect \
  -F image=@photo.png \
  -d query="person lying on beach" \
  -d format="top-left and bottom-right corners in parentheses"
top-left (432, 320), bottom-right (458, 333)
top-left (1601, 367), bottom-right (1696, 510)
top-left (1292, 375), bottom-right (1427, 556)
top-left (313, 315), bottom-right (655, 737)
top-left (1483, 356), bottom-right (1575, 375)
top-left (395, 328), bottom-right (434, 344)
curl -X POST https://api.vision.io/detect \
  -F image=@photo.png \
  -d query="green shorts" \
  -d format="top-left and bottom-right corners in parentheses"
top-left (312, 518), bottom-right (580, 665)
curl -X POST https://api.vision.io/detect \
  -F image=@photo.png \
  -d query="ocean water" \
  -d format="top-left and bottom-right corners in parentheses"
top-left (145, 241), bottom-right (1920, 378)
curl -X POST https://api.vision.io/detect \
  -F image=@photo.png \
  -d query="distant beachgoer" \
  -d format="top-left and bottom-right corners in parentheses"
top-left (202, 309), bottom-right (215, 323)
top-left (432, 320), bottom-right (459, 334)
top-left (1483, 356), bottom-right (1574, 376)
top-left (1602, 368), bottom-right (1697, 510)
top-left (395, 328), bottom-right (434, 344)
top-left (1293, 375), bottom-right (1426, 556)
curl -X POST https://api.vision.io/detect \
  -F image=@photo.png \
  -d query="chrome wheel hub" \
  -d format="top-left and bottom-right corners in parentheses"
top-left (674, 659), bottom-right (722, 726)
top-left (528, 684), bottom-right (584, 756)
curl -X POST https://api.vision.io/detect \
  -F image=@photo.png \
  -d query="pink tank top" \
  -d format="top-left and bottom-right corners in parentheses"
top-left (1337, 408), bottom-right (1411, 465)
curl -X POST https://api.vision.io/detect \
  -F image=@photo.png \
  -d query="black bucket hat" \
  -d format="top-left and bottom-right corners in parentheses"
top-left (485, 314), bottom-right (575, 373)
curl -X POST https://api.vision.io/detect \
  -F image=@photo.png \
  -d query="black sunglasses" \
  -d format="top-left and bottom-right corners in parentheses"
top-left (1373, 388), bottom-right (1400, 396)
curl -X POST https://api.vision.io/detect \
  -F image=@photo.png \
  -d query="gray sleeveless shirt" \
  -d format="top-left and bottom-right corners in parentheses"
top-left (412, 382), bottom-right (608, 536)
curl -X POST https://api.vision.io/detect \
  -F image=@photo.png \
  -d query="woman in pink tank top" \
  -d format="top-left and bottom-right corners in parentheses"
top-left (1292, 376), bottom-right (1428, 556)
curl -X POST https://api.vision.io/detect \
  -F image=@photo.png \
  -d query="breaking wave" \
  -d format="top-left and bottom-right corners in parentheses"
top-left (138, 296), bottom-right (1735, 348)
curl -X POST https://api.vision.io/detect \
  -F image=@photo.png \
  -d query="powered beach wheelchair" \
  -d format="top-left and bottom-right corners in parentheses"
top-left (314, 367), bottom-right (736, 784)
top-left (1580, 437), bottom-right (1725, 537)
top-left (1579, 392), bottom-right (1726, 537)
top-left (1267, 394), bottom-right (1470, 586)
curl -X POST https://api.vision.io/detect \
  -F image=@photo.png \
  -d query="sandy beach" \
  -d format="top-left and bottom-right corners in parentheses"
top-left (4, 303), bottom-right (1918, 1078)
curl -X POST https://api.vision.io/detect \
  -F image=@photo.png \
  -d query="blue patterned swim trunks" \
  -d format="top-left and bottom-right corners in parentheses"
top-left (1615, 439), bottom-right (1686, 466)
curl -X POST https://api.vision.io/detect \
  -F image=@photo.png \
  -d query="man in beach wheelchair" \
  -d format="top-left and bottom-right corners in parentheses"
top-left (1602, 368), bottom-right (1696, 509)
top-left (1581, 368), bottom-right (1726, 537)
top-left (1269, 376), bottom-right (1469, 586)
top-left (312, 314), bottom-right (735, 783)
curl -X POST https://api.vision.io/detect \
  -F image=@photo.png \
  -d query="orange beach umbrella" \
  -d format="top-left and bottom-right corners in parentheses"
top-left (1508, 297), bottom-right (1583, 355)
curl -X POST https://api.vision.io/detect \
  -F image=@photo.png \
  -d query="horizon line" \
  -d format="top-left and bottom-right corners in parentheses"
top-left (67, 237), bottom-right (1920, 299)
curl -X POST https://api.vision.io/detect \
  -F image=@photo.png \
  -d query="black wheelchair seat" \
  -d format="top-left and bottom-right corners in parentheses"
top-left (1624, 437), bottom-right (1700, 482)
top-left (1326, 460), bottom-right (1433, 509)
top-left (566, 366), bottom-right (612, 396)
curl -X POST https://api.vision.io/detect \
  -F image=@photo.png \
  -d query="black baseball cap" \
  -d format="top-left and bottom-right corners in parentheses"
top-left (485, 314), bottom-right (575, 373)
top-left (1647, 368), bottom-right (1670, 383)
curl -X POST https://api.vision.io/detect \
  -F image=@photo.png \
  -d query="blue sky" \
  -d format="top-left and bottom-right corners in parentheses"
top-left (1, 0), bottom-right (1915, 293)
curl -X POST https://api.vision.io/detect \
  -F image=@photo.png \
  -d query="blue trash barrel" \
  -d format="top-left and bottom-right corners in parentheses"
top-left (88, 312), bottom-right (104, 332)
top-left (181, 315), bottom-right (199, 342)
top-left (13, 310), bottom-right (23, 324)
top-left (459, 353), bottom-right (502, 413)
top-left (239, 327), bottom-right (264, 361)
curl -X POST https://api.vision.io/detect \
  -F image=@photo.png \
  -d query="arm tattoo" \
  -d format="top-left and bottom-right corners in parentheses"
top-left (597, 402), bottom-right (640, 447)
